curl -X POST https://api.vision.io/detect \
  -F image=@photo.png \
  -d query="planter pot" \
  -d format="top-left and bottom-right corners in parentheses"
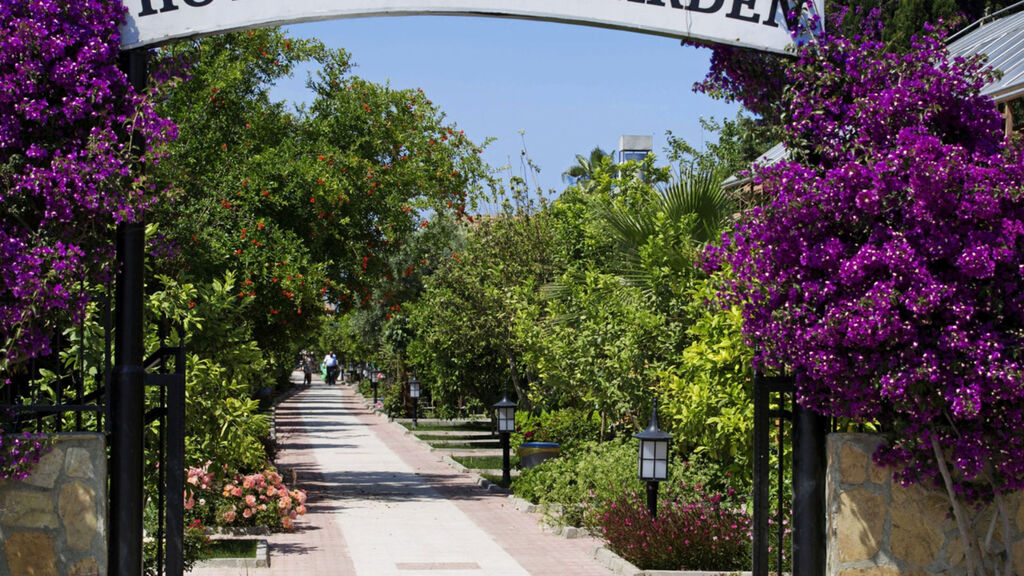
top-left (517, 442), bottom-right (560, 469)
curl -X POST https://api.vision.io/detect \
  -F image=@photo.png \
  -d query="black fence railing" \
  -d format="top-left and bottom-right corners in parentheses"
top-left (144, 322), bottom-right (186, 576)
top-left (1, 305), bottom-right (186, 576)
top-left (753, 371), bottom-right (829, 576)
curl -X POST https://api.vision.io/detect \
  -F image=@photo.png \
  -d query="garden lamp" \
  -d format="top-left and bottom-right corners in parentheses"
top-left (371, 370), bottom-right (379, 405)
top-left (409, 375), bottom-right (421, 427)
top-left (493, 388), bottom-right (518, 485)
top-left (635, 398), bottom-right (672, 517)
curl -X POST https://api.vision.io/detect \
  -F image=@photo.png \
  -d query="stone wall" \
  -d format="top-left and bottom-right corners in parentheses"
top-left (0, 433), bottom-right (107, 576)
top-left (828, 433), bottom-right (1024, 576)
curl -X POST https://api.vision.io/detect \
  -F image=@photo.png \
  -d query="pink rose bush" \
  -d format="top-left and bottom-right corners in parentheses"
top-left (185, 462), bottom-right (307, 531)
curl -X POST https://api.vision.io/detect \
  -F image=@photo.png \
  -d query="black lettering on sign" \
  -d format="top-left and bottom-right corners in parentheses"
top-left (628, 0), bottom-right (687, 7)
top-left (183, 0), bottom-right (214, 6)
top-left (726, 0), bottom-right (759, 22)
top-left (762, 0), bottom-right (792, 27)
top-left (686, 0), bottom-right (725, 13)
top-left (138, 0), bottom-right (179, 16)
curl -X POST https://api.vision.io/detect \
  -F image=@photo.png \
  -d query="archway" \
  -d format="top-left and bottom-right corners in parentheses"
top-left (107, 2), bottom-right (821, 575)
top-left (120, 0), bottom-right (820, 53)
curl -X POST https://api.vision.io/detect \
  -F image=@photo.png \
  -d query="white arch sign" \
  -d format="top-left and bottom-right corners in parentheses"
top-left (118, 0), bottom-right (821, 54)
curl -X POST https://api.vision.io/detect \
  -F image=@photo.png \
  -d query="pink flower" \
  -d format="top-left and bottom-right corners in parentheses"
top-left (245, 494), bottom-right (257, 507)
top-left (223, 510), bottom-right (236, 523)
top-left (231, 487), bottom-right (243, 498)
top-left (242, 508), bottom-right (253, 519)
top-left (281, 516), bottom-right (294, 530)
top-left (295, 505), bottom-right (306, 515)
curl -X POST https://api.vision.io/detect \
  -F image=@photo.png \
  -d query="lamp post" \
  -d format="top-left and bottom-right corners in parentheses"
top-left (409, 375), bottom-right (421, 428)
top-left (634, 399), bottom-right (672, 518)
top-left (493, 389), bottom-right (517, 485)
top-left (371, 370), bottom-right (380, 405)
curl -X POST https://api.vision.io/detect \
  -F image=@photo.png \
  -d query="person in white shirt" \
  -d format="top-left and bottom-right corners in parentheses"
top-left (323, 352), bottom-right (339, 385)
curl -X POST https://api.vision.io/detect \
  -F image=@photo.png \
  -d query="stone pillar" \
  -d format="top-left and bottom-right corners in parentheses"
top-left (827, 433), bottom-right (1024, 576)
top-left (0, 433), bottom-right (107, 576)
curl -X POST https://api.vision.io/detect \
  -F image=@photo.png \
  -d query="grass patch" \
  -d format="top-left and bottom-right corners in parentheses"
top-left (452, 455), bottom-right (505, 470)
top-left (400, 420), bottom-right (492, 432)
top-left (201, 539), bottom-right (258, 560)
top-left (427, 441), bottom-right (502, 450)
top-left (480, 472), bottom-right (513, 489)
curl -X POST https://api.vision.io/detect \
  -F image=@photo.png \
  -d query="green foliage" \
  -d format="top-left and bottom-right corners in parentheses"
top-left (511, 408), bottom-right (602, 455)
top-left (513, 439), bottom-right (640, 529)
top-left (406, 185), bottom-right (554, 413)
top-left (514, 438), bottom-right (750, 531)
top-left (147, 272), bottom-right (270, 472)
top-left (658, 270), bottom-right (754, 483)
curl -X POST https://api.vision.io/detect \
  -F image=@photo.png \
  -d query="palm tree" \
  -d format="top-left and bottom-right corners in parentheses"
top-left (543, 165), bottom-right (735, 314)
top-left (561, 146), bottom-right (612, 185)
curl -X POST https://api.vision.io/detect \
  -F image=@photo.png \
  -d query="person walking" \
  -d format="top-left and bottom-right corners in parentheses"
top-left (323, 351), bottom-right (339, 385)
top-left (301, 354), bottom-right (313, 386)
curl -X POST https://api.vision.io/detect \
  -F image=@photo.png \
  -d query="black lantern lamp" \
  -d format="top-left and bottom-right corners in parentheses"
top-left (493, 389), bottom-right (518, 485)
top-left (370, 369), bottom-right (380, 405)
top-left (634, 399), bottom-right (672, 517)
top-left (409, 375), bottom-right (421, 427)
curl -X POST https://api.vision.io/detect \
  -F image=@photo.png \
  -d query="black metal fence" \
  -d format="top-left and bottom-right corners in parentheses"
top-left (753, 371), bottom-right (828, 576)
top-left (0, 299), bottom-right (186, 576)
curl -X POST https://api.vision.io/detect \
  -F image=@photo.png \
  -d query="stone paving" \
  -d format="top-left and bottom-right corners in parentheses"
top-left (186, 375), bottom-right (617, 576)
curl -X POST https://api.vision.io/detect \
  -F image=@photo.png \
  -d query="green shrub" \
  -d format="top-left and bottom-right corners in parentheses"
top-left (513, 440), bottom-right (750, 529)
top-left (511, 408), bottom-right (602, 456)
top-left (513, 439), bottom-right (640, 528)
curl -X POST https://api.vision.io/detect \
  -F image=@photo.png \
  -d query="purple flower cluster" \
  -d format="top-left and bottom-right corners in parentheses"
top-left (718, 25), bottom-right (1024, 497)
top-left (0, 426), bottom-right (51, 481)
top-left (0, 0), bottom-right (177, 367)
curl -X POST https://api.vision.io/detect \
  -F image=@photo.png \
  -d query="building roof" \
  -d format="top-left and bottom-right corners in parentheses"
top-left (948, 2), bottom-right (1024, 104)
top-left (720, 142), bottom-right (788, 191)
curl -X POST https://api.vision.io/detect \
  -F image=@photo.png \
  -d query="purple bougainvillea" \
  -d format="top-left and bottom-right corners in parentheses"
top-left (716, 23), bottom-right (1024, 499)
top-left (0, 0), bottom-right (176, 369)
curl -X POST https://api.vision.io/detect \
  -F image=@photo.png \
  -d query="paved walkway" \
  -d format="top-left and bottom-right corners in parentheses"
top-left (187, 375), bottom-right (616, 576)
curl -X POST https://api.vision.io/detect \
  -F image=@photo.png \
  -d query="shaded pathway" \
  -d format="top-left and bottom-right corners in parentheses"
top-left (188, 375), bottom-right (615, 575)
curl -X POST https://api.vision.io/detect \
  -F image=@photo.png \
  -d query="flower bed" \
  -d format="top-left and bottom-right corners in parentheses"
top-left (186, 463), bottom-right (307, 531)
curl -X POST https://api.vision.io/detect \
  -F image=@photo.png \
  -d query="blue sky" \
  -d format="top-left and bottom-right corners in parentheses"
top-left (270, 15), bottom-right (742, 194)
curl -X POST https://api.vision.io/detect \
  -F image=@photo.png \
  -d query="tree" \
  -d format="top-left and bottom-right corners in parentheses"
top-left (719, 22), bottom-right (1024, 576)
top-left (561, 146), bottom-right (613, 185)
top-left (150, 29), bottom-right (489, 381)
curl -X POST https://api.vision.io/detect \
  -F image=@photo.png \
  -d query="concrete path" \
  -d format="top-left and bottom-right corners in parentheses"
top-left (187, 376), bottom-right (616, 576)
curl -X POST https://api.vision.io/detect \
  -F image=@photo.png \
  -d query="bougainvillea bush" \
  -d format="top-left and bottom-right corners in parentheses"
top-left (598, 485), bottom-right (751, 571)
top-left (0, 0), bottom-right (176, 370)
top-left (0, 426), bottom-right (51, 480)
top-left (714, 17), bottom-right (1024, 574)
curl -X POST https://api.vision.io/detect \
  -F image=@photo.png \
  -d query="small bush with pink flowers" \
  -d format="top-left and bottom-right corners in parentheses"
top-left (185, 462), bottom-right (307, 531)
top-left (598, 485), bottom-right (751, 571)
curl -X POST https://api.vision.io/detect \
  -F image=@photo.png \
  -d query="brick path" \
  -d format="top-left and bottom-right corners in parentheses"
top-left (186, 376), bottom-right (616, 576)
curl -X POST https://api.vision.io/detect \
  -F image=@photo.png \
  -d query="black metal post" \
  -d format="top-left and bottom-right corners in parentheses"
top-left (111, 49), bottom-right (148, 576)
top-left (166, 340), bottom-right (186, 576)
top-left (372, 381), bottom-right (378, 405)
top-left (646, 481), bottom-right (658, 518)
top-left (792, 402), bottom-right (827, 576)
top-left (412, 397), bottom-right (418, 428)
top-left (111, 219), bottom-right (146, 576)
top-left (752, 371), bottom-right (770, 576)
top-left (500, 432), bottom-right (511, 485)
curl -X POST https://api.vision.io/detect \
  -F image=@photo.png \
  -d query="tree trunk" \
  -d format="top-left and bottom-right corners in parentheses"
top-left (931, 434), bottom-right (988, 576)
